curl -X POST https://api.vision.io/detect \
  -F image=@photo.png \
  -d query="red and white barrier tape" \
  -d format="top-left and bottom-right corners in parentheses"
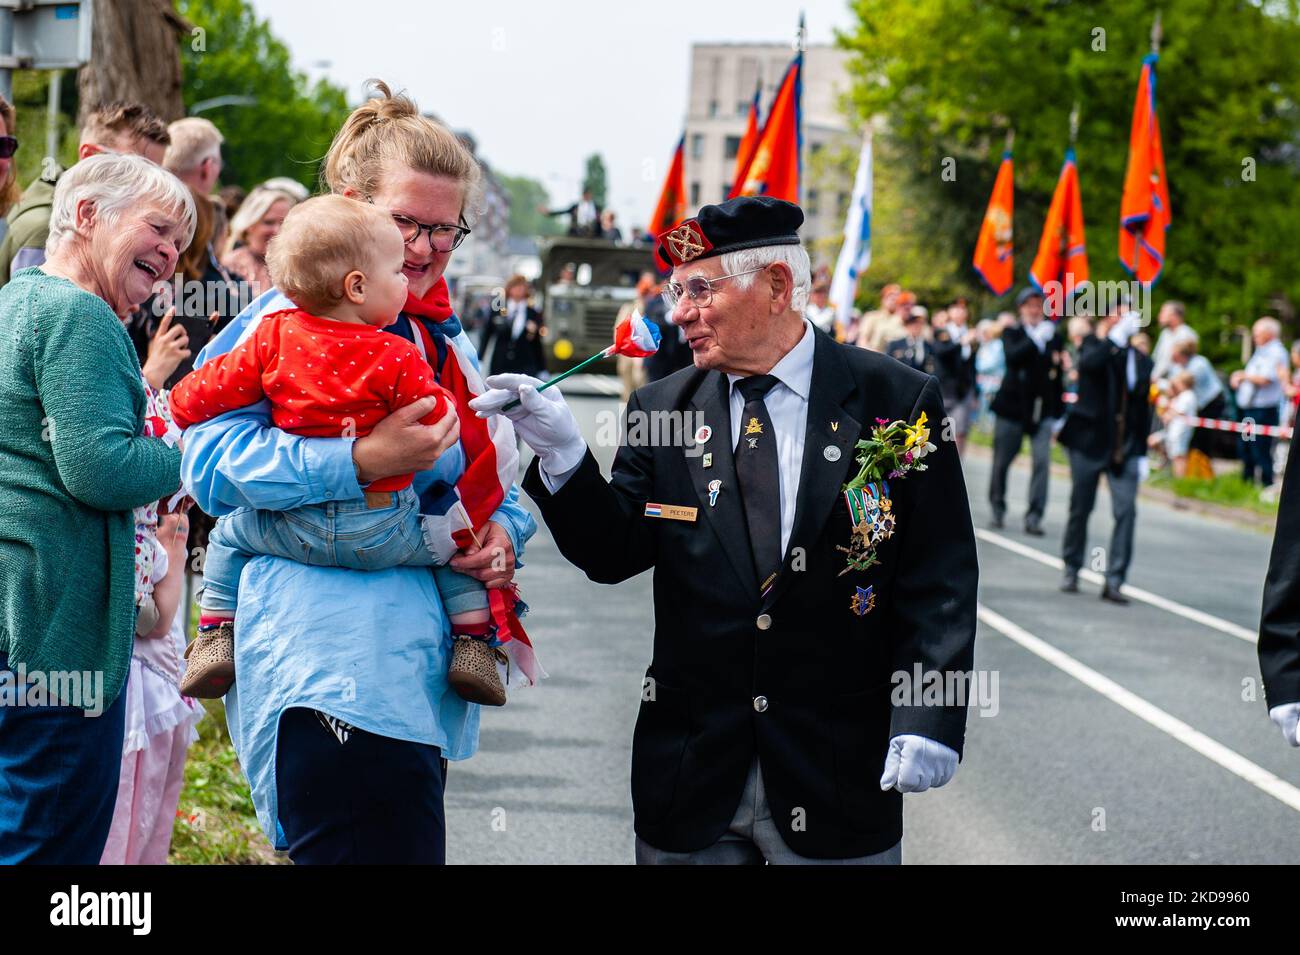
top-left (1059, 391), bottom-right (1293, 437)
top-left (1176, 415), bottom-right (1293, 439)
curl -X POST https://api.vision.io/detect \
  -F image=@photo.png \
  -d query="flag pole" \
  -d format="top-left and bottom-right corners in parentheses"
top-left (1150, 10), bottom-right (1163, 55)
top-left (1068, 101), bottom-right (1080, 145)
top-left (1004, 127), bottom-right (1015, 153)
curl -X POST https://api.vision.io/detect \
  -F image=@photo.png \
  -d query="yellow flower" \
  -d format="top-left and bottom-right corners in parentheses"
top-left (904, 411), bottom-right (930, 449)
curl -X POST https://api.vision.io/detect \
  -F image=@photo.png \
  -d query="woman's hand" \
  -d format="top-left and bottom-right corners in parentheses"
top-left (352, 396), bottom-right (460, 484)
top-left (450, 519), bottom-right (516, 589)
top-left (142, 308), bottom-right (191, 391)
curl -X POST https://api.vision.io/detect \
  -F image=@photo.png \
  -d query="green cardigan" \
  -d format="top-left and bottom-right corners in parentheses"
top-left (0, 268), bottom-right (181, 707)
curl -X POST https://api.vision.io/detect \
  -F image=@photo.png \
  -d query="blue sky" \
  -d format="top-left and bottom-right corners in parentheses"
top-left (251, 0), bottom-right (856, 231)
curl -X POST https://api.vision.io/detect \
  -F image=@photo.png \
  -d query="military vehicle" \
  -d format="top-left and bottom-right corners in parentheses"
top-left (537, 237), bottom-right (656, 374)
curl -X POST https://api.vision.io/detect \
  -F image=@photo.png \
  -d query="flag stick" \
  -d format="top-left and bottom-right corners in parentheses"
top-left (500, 347), bottom-right (613, 411)
top-left (1150, 10), bottom-right (1163, 55)
top-left (1069, 101), bottom-right (1080, 144)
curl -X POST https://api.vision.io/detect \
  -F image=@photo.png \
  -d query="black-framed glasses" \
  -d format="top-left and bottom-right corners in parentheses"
top-left (391, 212), bottom-right (471, 253)
top-left (661, 267), bottom-right (767, 310)
top-left (0, 136), bottom-right (18, 160)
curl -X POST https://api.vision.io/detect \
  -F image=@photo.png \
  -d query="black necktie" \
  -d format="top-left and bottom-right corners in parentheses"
top-left (734, 374), bottom-right (782, 598)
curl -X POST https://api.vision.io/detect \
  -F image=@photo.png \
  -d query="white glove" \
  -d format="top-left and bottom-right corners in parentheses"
top-left (1028, 318), bottom-right (1057, 349)
top-left (1269, 702), bottom-right (1300, 747)
top-left (880, 734), bottom-right (959, 793)
top-left (1108, 310), bottom-right (1141, 346)
top-left (469, 373), bottom-right (586, 475)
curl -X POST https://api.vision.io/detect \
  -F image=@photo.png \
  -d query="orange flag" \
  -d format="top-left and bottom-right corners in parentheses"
top-left (972, 150), bottom-right (1014, 295)
top-left (729, 52), bottom-right (801, 202)
top-left (1119, 54), bottom-right (1171, 285)
top-left (729, 81), bottom-right (762, 195)
top-left (1030, 149), bottom-right (1089, 311)
top-left (648, 133), bottom-right (686, 236)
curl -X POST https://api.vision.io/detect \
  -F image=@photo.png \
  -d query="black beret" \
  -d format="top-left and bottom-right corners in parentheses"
top-left (654, 196), bottom-right (803, 272)
top-left (1016, 286), bottom-right (1044, 306)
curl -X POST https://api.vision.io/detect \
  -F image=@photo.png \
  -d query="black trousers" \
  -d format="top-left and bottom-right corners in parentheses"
top-left (275, 707), bottom-right (448, 864)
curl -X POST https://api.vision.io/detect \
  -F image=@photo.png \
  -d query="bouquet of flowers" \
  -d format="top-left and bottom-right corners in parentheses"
top-left (837, 412), bottom-right (937, 575)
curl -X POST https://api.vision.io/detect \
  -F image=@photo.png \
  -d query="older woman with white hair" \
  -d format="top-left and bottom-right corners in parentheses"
top-left (221, 184), bottom-right (297, 297)
top-left (0, 152), bottom-right (194, 863)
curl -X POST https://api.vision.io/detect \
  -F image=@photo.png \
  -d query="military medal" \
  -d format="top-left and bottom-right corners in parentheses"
top-left (836, 482), bottom-right (894, 576)
top-left (850, 585), bottom-right (876, 616)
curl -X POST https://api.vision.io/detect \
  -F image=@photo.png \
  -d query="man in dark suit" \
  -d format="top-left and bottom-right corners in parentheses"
top-left (471, 197), bottom-right (978, 864)
top-left (1056, 304), bottom-right (1153, 603)
top-left (988, 287), bottom-right (1066, 535)
top-left (479, 275), bottom-right (547, 378)
top-left (884, 310), bottom-right (936, 376)
top-left (1260, 445), bottom-right (1300, 748)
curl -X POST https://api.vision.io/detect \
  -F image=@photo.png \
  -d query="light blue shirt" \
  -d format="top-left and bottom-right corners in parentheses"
top-left (1235, 338), bottom-right (1289, 410)
top-left (182, 288), bottom-right (537, 848)
top-left (725, 319), bottom-right (815, 556)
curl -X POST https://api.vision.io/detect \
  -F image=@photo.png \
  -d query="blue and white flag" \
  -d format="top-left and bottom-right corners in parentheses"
top-left (830, 131), bottom-right (873, 331)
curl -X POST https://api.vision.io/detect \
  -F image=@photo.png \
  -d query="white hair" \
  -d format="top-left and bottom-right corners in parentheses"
top-left (720, 243), bottom-right (812, 313)
top-left (163, 117), bottom-right (223, 174)
top-left (1254, 316), bottom-right (1281, 339)
top-left (226, 185), bottom-right (299, 253)
top-left (46, 153), bottom-right (197, 257)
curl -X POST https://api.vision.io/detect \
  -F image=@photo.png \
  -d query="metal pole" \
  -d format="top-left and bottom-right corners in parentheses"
top-left (0, 6), bottom-right (13, 103)
top-left (46, 70), bottom-right (62, 164)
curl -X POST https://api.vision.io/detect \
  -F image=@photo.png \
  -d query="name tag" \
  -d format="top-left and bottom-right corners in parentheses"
top-left (644, 502), bottom-right (698, 522)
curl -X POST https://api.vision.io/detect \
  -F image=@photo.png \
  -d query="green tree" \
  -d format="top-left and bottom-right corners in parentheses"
top-left (176, 0), bottom-right (352, 191)
top-left (839, 0), bottom-right (1300, 363)
top-left (498, 172), bottom-right (563, 238)
top-left (582, 153), bottom-right (608, 207)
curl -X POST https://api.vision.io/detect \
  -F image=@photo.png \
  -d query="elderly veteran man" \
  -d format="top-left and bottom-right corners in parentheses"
top-left (472, 197), bottom-right (979, 865)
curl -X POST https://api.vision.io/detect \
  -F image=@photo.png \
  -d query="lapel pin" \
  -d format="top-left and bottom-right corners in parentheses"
top-left (694, 424), bottom-right (712, 445)
top-left (703, 452), bottom-right (713, 468)
top-left (824, 445), bottom-right (842, 462)
top-left (708, 479), bottom-right (721, 507)
top-left (831, 421), bottom-right (840, 432)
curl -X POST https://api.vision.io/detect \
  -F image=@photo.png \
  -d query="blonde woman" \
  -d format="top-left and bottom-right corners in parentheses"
top-left (221, 184), bottom-right (297, 297)
top-left (180, 82), bottom-right (535, 864)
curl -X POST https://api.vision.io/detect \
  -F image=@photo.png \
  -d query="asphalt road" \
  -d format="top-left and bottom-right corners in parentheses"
top-left (445, 388), bottom-right (1298, 864)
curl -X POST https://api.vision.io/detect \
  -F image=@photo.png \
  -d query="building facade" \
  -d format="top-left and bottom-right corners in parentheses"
top-left (683, 42), bottom-right (856, 264)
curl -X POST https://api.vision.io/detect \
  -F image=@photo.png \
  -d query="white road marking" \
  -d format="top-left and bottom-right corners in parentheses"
top-left (977, 603), bottom-right (1300, 814)
top-left (976, 528), bottom-right (1258, 644)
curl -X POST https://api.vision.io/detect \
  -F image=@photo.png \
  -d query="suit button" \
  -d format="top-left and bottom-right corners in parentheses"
top-left (756, 613), bottom-right (772, 631)
top-left (753, 695), bottom-right (768, 713)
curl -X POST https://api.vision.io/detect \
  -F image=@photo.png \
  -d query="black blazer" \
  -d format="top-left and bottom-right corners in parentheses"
top-left (990, 323), bottom-right (1066, 432)
top-left (930, 326), bottom-right (976, 402)
top-left (1260, 444), bottom-right (1300, 708)
top-left (1057, 335), bottom-right (1153, 466)
top-left (522, 328), bottom-right (978, 858)
top-left (479, 305), bottom-right (546, 378)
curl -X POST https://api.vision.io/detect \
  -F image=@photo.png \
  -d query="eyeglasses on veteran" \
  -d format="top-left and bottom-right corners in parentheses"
top-left (661, 267), bottom-right (767, 310)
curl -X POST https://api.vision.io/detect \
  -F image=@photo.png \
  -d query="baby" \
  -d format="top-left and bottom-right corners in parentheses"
top-left (170, 195), bottom-right (504, 706)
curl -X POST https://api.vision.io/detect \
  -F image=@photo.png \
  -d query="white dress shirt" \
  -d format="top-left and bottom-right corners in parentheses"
top-left (541, 320), bottom-right (816, 558)
top-left (509, 300), bottom-right (528, 340)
